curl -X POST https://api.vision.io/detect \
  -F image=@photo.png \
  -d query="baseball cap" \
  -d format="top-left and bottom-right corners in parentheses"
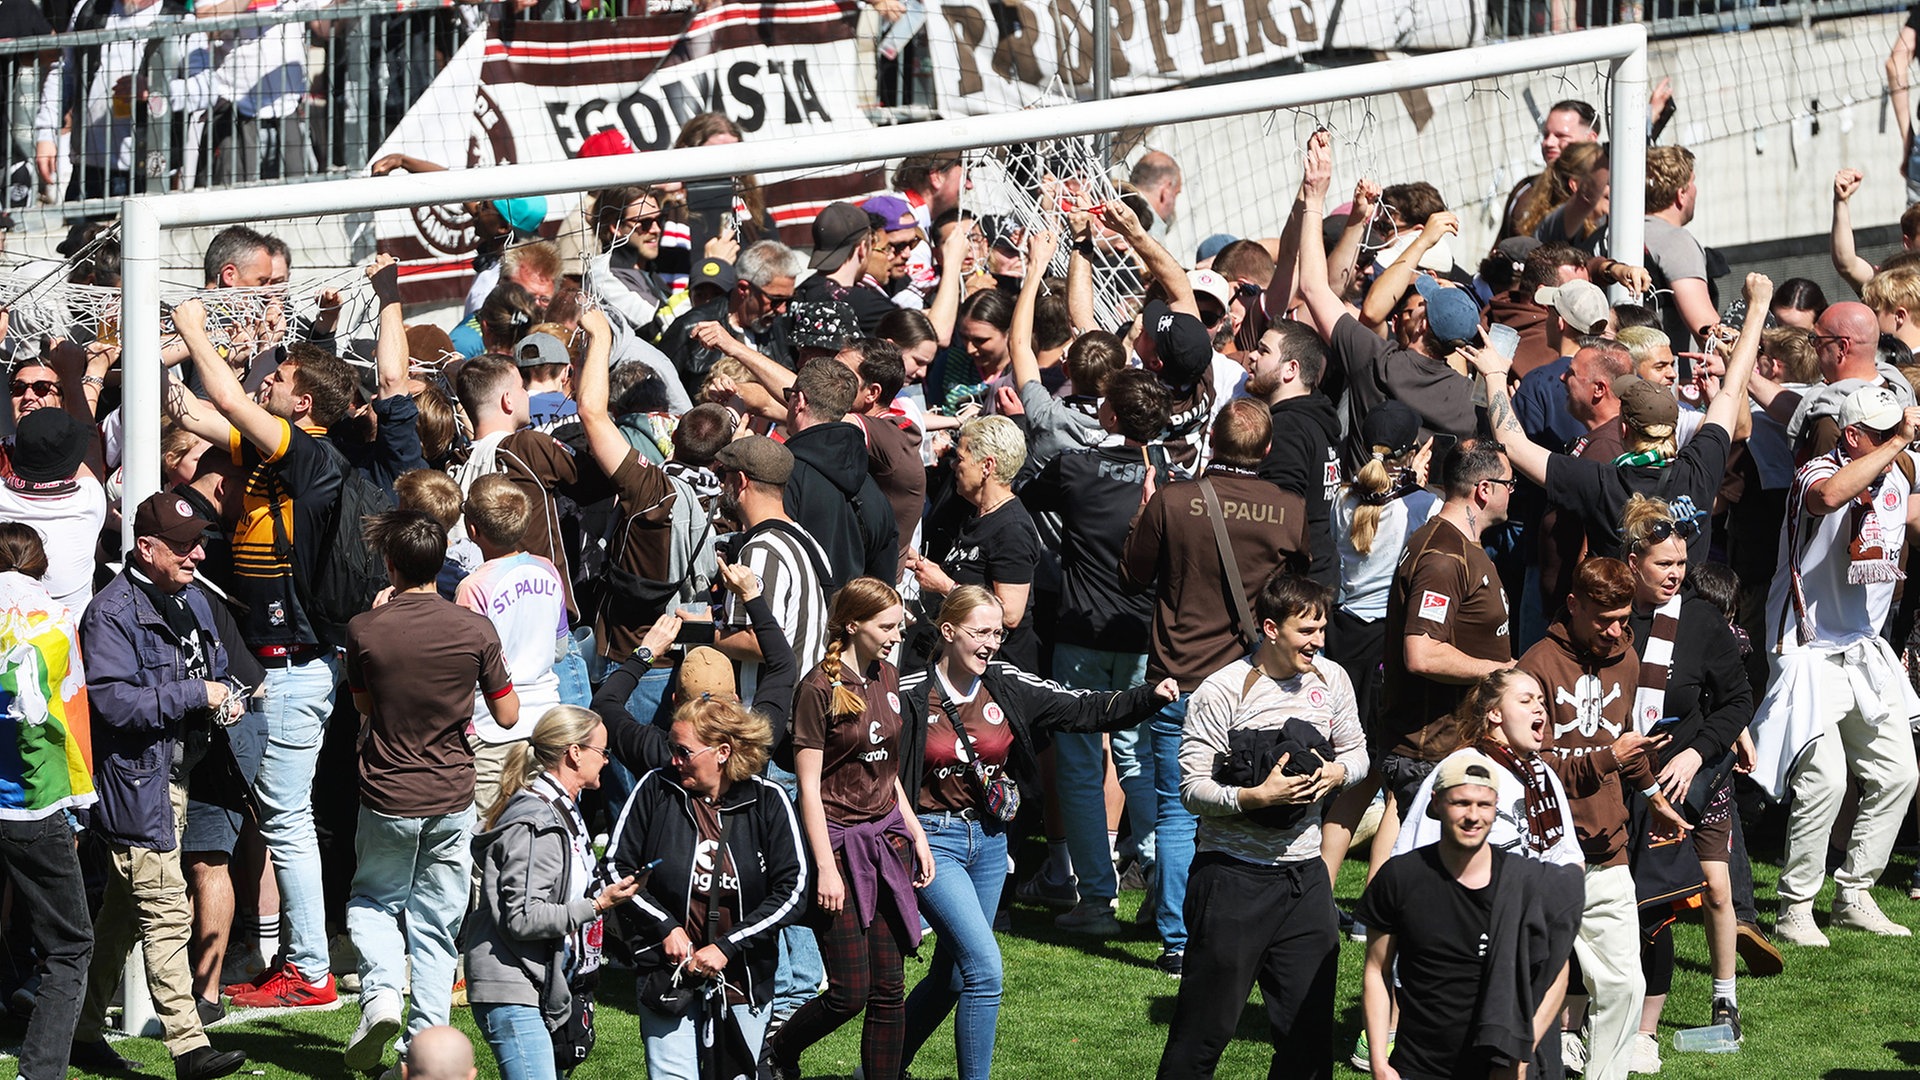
top-left (1425, 749), bottom-right (1503, 819)
top-left (714, 434), bottom-right (794, 486)
top-left (861, 194), bottom-right (917, 233)
top-left (513, 331), bottom-right (571, 370)
top-left (1534, 279), bottom-right (1610, 336)
top-left (1143, 299), bottom-right (1214, 389)
top-left (9, 407), bottom-right (88, 485)
top-left (1360, 400), bottom-right (1422, 459)
top-left (1839, 383), bottom-right (1906, 431)
top-left (492, 196), bottom-right (548, 237)
top-left (809, 202), bottom-right (870, 270)
top-left (691, 257), bottom-right (738, 294)
top-left (1612, 374), bottom-right (1680, 433)
top-left (133, 490), bottom-right (211, 546)
top-left (1187, 269), bottom-right (1232, 311)
top-left (1413, 275), bottom-right (1483, 347)
top-left (1496, 235), bottom-right (1543, 267)
top-left (788, 301), bottom-right (857, 352)
top-left (1195, 233), bottom-right (1238, 263)
top-left (677, 646), bottom-right (738, 701)
top-left (578, 129), bottom-right (635, 158)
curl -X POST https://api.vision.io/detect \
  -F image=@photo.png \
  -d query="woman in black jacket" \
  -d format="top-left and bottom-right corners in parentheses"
top-left (1620, 496), bottom-right (1756, 1056)
top-left (896, 586), bottom-right (1177, 1080)
top-left (603, 696), bottom-right (806, 1079)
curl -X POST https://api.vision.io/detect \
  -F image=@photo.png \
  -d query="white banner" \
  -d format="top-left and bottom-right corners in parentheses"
top-left (373, 3), bottom-right (885, 305)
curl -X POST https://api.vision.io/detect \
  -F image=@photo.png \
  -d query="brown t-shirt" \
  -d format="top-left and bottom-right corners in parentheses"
top-left (496, 429), bottom-right (616, 623)
top-left (595, 449), bottom-right (677, 657)
top-left (1120, 469), bottom-right (1310, 689)
top-left (791, 659), bottom-right (903, 824)
top-left (684, 798), bottom-right (746, 1004)
top-left (860, 411), bottom-right (926, 567)
top-left (346, 592), bottom-right (512, 816)
top-left (1381, 516), bottom-right (1512, 761)
top-left (917, 678), bottom-right (1015, 815)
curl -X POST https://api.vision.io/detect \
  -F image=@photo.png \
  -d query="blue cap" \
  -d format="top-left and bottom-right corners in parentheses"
top-left (861, 194), bottom-right (917, 231)
top-left (1413, 274), bottom-right (1482, 347)
top-left (1196, 233), bottom-right (1237, 263)
top-left (492, 196), bottom-right (548, 237)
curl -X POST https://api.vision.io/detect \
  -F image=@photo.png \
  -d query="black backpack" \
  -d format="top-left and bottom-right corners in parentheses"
top-left (270, 441), bottom-right (395, 647)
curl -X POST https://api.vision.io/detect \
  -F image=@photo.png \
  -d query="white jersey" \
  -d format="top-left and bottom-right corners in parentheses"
top-left (456, 552), bottom-right (567, 743)
top-left (1766, 449), bottom-right (1920, 652)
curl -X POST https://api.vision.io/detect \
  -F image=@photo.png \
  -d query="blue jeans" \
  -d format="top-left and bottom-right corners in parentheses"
top-left (1051, 644), bottom-right (1150, 903)
top-left (476, 1001), bottom-right (556, 1080)
top-left (1149, 694), bottom-right (1195, 953)
top-left (640, 999), bottom-right (770, 1080)
top-left (766, 760), bottom-right (823, 1018)
top-left (903, 812), bottom-right (1006, 1080)
top-left (347, 804), bottom-right (475, 1052)
top-left (556, 629), bottom-right (593, 709)
top-left (254, 653), bottom-right (338, 982)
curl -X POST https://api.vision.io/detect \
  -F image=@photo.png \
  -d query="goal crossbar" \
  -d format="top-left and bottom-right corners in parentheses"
top-left (116, 23), bottom-right (1648, 550)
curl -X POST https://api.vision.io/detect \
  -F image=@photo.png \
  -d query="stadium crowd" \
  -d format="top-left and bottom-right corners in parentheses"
top-left (5, 85), bottom-right (1920, 1080)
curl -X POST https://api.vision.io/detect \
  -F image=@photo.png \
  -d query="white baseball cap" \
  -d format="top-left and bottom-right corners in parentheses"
top-left (1187, 269), bottom-right (1232, 311)
top-left (1839, 384), bottom-right (1904, 431)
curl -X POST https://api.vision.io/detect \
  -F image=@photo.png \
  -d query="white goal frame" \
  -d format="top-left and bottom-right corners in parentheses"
top-left (116, 24), bottom-right (1648, 552)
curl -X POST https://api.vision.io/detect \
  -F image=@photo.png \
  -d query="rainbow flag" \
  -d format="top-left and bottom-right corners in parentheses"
top-left (0, 576), bottom-right (93, 819)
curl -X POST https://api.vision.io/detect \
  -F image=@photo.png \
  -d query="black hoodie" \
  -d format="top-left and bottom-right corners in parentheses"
top-left (783, 421), bottom-right (899, 590)
top-left (1259, 392), bottom-right (1342, 589)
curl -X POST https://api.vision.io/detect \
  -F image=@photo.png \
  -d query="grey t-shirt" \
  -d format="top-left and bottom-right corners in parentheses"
top-left (1643, 216), bottom-right (1710, 348)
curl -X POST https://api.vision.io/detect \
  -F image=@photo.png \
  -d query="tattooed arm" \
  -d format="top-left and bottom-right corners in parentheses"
top-left (1463, 343), bottom-right (1551, 487)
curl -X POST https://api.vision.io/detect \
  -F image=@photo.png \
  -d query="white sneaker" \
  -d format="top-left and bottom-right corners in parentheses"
top-left (1832, 889), bottom-right (1913, 937)
top-left (345, 991), bottom-right (404, 1072)
top-left (1628, 1031), bottom-right (1661, 1074)
top-left (1561, 1029), bottom-right (1588, 1075)
top-left (1774, 902), bottom-right (1830, 948)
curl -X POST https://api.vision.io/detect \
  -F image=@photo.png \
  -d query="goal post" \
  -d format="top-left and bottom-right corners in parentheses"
top-left (116, 23), bottom-right (1648, 551)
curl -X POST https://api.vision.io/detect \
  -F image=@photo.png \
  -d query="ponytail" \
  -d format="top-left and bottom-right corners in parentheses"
top-left (483, 705), bottom-right (604, 829)
top-left (1347, 454), bottom-right (1392, 556)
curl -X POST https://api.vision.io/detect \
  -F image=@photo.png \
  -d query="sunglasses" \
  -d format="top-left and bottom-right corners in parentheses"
top-left (1642, 517), bottom-right (1700, 545)
top-left (669, 743), bottom-right (716, 763)
top-left (622, 214), bottom-right (662, 232)
top-left (9, 379), bottom-right (58, 397)
top-left (1233, 280), bottom-right (1263, 299)
top-left (888, 238), bottom-right (921, 255)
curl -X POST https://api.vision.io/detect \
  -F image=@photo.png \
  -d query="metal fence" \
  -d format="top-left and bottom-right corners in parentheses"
top-left (1484, 0), bottom-right (1905, 42)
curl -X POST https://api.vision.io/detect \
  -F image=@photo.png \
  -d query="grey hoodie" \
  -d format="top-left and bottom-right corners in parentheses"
top-left (466, 784), bottom-right (600, 1023)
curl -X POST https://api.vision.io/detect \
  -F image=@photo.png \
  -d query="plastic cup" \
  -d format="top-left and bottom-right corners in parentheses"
top-left (1486, 322), bottom-right (1520, 361)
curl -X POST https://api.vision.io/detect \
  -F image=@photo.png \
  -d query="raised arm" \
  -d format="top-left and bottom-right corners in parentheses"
top-left (1807, 404), bottom-right (1920, 515)
top-left (173, 298), bottom-right (285, 454)
top-left (1360, 211), bottom-right (1456, 331)
top-left (1099, 200), bottom-right (1195, 317)
top-left (1703, 274), bottom-right (1771, 437)
top-left (1066, 211), bottom-right (1099, 331)
top-left (1009, 230), bottom-right (1057, 392)
top-left (1294, 131), bottom-right (1349, 341)
top-left (573, 305), bottom-right (636, 479)
top-left (1325, 178), bottom-right (1382, 304)
top-left (1830, 169), bottom-right (1875, 295)
top-left (1890, 29), bottom-right (1917, 176)
top-left (368, 254), bottom-right (408, 399)
top-left (1467, 344), bottom-right (1552, 486)
top-left (1263, 188), bottom-right (1306, 322)
top-left (925, 222), bottom-right (971, 346)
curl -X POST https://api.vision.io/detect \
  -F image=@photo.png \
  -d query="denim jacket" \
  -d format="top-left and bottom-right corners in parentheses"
top-left (78, 571), bottom-right (231, 850)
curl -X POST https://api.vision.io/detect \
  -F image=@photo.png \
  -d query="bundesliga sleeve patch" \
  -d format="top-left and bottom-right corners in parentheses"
top-left (1419, 590), bottom-right (1452, 623)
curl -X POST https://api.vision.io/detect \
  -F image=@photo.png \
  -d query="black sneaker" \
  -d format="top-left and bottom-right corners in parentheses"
top-left (71, 1039), bottom-right (142, 1074)
top-left (1154, 948), bottom-right (1185, 977)
top-left (196, 997), bottom-right (227, 1029)
top-left (174, 1046), bottom-right (247, 1080)
top-left (1710, 998), bottom-right (1742, 1043)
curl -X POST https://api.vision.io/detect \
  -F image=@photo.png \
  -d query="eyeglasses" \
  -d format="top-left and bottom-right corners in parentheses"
top-left (1640, 517), bottom-right (1700, 545)
top-left (956, 625), bottom-right (1007, 644)
top-left (750, 282), bottom-right (794, 309)
top-left (1480, 476), bottom-right (1519, 491)
top-left (9, 379), bottom-right (58, 398)
top-left (574, 743), bottom-right (610, 760)
top-left (621, 214), bottom-right (662, 232)
top-left (670, 743), bottom-right (717, 763)
top-left (1811, 334), bottom-right (1850, 350)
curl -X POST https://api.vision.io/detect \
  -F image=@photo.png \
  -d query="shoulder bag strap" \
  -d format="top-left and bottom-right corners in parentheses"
top-left (1198, 476), bottom-right (1259, 650)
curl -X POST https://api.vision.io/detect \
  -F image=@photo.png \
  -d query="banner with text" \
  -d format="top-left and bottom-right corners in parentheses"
top-left (374, 2), bottom-right (885, 306)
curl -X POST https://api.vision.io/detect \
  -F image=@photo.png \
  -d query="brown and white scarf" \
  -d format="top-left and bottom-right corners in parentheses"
top-left (1783, 450), bottom-right (1909, 646)
top-left (1479, 739), bottom-right (1566, 857)
top-left (1631, 594), bottom-right (1684, 733)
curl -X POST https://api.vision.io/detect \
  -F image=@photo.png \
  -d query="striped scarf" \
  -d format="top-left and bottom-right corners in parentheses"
top-left (1631, 594), bottom-right (1684, 733)
top-left (1478, 739), bottom-right (1566, 856)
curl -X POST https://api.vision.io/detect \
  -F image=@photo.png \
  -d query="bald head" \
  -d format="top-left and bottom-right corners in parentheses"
top-left (1817, 301), bottom-right (1881, 381)
top-left (403, 1026), bottom-right (476, 1080)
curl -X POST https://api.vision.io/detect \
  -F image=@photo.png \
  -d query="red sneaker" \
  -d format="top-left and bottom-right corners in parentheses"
top-left (226, 963), bottom-right (339, 1010)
